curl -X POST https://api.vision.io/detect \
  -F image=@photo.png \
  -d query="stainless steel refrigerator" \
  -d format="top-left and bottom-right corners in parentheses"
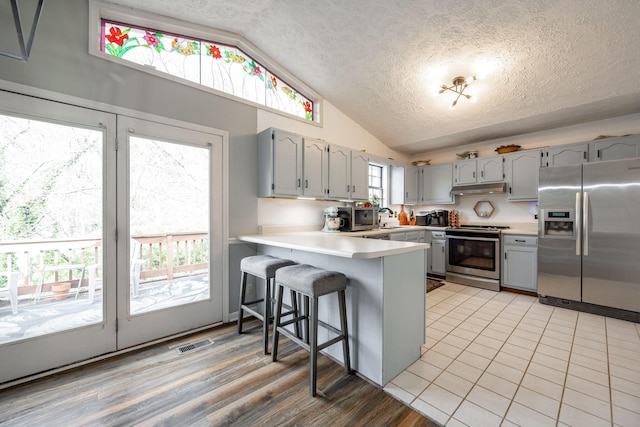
top-left (538, 157), bottom-right (640, 319)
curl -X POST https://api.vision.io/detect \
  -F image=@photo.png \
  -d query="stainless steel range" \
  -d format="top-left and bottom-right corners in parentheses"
top-left (445, 225), bottom-right (510, 291)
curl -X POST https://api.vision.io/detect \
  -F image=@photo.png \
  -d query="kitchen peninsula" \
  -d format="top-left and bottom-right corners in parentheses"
top-left (237, 233), bottom-right (429, 386)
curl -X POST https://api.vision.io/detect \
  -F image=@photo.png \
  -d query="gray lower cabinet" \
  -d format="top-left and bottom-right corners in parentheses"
top-left (429, 231), bottom-right (446, 275)
top-left (502, 235), bottom-right (538, 292)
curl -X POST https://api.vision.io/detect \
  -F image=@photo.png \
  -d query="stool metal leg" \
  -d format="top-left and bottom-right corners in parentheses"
top-left (309, 295), bottom-right (318, 397)
top-left (263, 278), bottom-right (271, 354)
top-left (339, 289), bottom-right (351, 373)
top-left (271, 283), bottom-right (284, 362)
top-left (237, 271), bottom-right (247, 334)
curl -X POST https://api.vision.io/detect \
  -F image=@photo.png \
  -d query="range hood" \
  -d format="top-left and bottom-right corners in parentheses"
top-left (451, 182), bottom-right (507, 196)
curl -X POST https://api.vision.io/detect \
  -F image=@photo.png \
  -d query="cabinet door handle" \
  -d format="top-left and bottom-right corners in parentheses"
top-left (347, 185), bottom-right (350, 193)
top-left (473, 172), bottom-right (476, 178)
top-left (352, 185), bottom-right (355, 193)
top-left (481, 171), bottom-right (484, 177)
top-left (297, 179), bottom-right (301, 188)
top-left (515, 239), bottom-right (525, 242)
top-left (305, 179), bottom-right (309, 188)
top-left (505, 253), bottom-right (507, 259)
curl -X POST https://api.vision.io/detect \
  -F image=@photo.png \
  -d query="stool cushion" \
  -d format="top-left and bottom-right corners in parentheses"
top-left (241, 255), bottom-right (295, 279)
top-left (276, 264), bottom-right (347, 297)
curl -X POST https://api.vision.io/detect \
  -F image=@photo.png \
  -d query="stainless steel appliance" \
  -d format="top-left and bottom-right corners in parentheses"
top-left (427, 210), bottom-right (449, 226)
top-left (538, 158), bottom-right (640, 321)
top-left (337, 206), bottom-right (379, 231)
top-left (445, 225), bottom-right (510, 291)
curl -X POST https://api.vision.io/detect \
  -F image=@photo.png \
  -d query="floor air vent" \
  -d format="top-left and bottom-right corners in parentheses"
top-left (175, 338), bottom-right (214, 354)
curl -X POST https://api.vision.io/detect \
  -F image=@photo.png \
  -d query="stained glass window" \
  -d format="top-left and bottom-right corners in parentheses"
top-left (101, 20), bottom-right (314, 121)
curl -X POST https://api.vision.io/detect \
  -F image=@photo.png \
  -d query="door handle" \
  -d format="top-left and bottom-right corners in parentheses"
top-left (575, 192), bottom-right (581, 256)
top-left (583, 191), bottom-right (589, 256)
top-left (305, 179), bottom-right (308, 188)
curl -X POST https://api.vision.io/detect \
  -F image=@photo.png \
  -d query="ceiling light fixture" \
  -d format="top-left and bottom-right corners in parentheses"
top-left (439, 75), bottom-right (477, 109)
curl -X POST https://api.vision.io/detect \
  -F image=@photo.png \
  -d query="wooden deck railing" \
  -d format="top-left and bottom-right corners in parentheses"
top-left (0, 232), bottom-right (208, 296)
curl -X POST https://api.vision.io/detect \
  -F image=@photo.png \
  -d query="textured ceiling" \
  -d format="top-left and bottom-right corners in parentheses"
top-left (107, 0), bottom-right (640, 155)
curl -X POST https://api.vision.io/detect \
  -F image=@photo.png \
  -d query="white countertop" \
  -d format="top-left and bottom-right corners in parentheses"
top-left (237, 233), bottom-right (429, 259)
top-left (501, 223), bottom-right (538, 235)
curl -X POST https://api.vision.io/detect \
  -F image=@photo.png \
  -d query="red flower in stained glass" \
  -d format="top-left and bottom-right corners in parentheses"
top-left (252, 66), bottom-right (262, 76)
top-left (144, 32), bottom-right (160, 47)
top-left (208, 45), bottom-right (222, 59)
top-left (106, 26), bottom-right (128, 46)
top-left (303, 101), bottom-right (312, 113)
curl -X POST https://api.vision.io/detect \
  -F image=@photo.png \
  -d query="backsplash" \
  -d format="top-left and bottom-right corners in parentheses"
top-left (395, 193), bottom-right (538, 225)
top-left (258, 194), bottom-right (537, 230)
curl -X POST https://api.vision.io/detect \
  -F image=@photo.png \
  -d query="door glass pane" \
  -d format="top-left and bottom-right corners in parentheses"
top-left (0, 114), bottom-right (103, 344)
top-left (129, 136), bottom-right (210, 315)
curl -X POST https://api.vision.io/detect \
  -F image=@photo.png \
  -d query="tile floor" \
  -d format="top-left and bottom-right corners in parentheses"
top-left (384, 282), bottom-right (640, 427)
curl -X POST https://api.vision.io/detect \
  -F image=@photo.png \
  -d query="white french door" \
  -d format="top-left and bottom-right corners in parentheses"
top-left (0, 91), bottom-right (117, 383)
top-left (115, 116), bottom-right (223, 349)
top-left (0, 92), bottom-right (224, 383)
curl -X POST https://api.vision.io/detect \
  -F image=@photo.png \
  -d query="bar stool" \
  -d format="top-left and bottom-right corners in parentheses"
top-left (237, 255), bottom-right (296, 354)
top-left (271, 264), bottom-right (351, 397)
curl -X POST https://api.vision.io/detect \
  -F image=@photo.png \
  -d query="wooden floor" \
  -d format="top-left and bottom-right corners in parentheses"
top-left (0, 320), bottom-right (437, 426)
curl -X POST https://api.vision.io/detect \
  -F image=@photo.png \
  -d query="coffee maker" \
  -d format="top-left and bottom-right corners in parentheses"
top-left (322, 207), bottom-right (343, 232)
top-left (427, 210), bottom-right (449, 227)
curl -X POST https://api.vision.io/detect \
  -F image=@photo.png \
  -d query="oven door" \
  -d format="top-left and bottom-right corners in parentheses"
top-left (446, 235), bottom-right (500, 280)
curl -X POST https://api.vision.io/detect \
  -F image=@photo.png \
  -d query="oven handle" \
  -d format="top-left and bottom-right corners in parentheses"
top-left (445, 235), bottom-right (499, 242)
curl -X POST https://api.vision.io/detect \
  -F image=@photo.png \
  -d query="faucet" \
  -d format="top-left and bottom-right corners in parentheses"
top-left (378, 207), bottom-right (394, 215)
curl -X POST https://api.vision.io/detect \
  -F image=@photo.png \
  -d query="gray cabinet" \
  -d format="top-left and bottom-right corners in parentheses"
top-left (506, 149), bottom-right (542, 201)
top-left (429, 231), bottom-right (446, 275)
top-left (591, 135), bottom-right (640, 162)
top-left (420, 163), bottom-right (454, 204)
top-left (478, 156), bottom-right (505, 183)
top-left (259, 128), bottom-right (368, 201)
top-left (328, 145), bottom-right (351, 199)
top-left (328, 146), bottom-right (369, 201)
top-left (303, 138), bottom-right (328, 198)
top-left (390, 165), bottom-right (419, 205)
top-left (502, 235), bottom-right (537, 292)
top-left (454, 156), bottom-right (504, 185)
top-left (453, 159), bottom-right (477, 185)
top-left (258, 128), bottom-right (304, 197)
top-left (544, 143), bottom-right (588, 167)
top-left (350, 150), bottom-right (370, 201)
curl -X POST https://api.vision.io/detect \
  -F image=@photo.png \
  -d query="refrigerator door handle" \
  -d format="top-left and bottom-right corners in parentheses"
top-left (583, 191), bottom-right (589, 256)
top-left (575, 192), bottom-right (581, 256)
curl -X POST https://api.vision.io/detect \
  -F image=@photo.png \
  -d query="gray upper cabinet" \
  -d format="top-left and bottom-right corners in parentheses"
top-left (258, 128), bottom-right (303, 197)
top-left (453, 159), bottom-right (477, 185)
top-left (544, 143), bottom-right (589, 167)
top-left (328, 145), bottom-right (351, 199)
top-left (478, 156), bottom-right (505, 183)
top-left (420, 163), bottom-right (454, 204)
top-left (591, 135), bottom-right (640, 162)
top-left (259, 128), bottom-right (367, 201)
top-left (453, 156), bottom-right (504, 185)
top-left (328, 145), bottom-right (369, 201)
top-left (303, 138), bottom-right (328, 198)
top-left (506, 149), bottom-right (542, 201)
top-left (390, 165), bottom-right (419, 205)
top-left (350, 150), bottom-right (370, 201)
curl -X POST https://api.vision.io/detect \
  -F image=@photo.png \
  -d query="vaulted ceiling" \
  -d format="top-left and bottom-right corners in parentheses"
top-left (107, 0), bottom-right (640, 155)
